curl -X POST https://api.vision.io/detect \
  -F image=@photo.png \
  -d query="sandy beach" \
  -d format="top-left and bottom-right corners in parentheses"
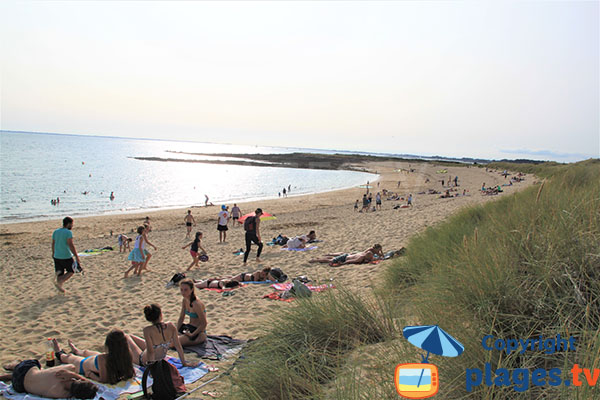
top-left (0, 160), bottom-right (533, 397)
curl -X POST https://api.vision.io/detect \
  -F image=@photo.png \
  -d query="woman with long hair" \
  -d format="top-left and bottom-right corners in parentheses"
top-left (177, 279), bottom-right (207, 347)
top-left (125, 304), bottom-right (196, 367)
top-left (53, 329), bottom-right (135, 384)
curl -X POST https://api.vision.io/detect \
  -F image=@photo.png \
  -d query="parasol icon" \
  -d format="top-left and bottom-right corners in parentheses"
top-left (402, 325), bottom-right (464, 387)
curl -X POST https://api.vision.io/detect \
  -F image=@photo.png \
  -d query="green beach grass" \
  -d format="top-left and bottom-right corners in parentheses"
top-left (228, 159), bottom-right (599, 399)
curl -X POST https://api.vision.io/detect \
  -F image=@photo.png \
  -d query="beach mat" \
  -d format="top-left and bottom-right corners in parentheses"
top-left (183, 335), bottom-right (245, 359)
top-left (78, 247), bottom-right (113, 257)
top-left (280, 246), bottom-right (317, 251)
top-left (271, 283), bottom-right (334, 292)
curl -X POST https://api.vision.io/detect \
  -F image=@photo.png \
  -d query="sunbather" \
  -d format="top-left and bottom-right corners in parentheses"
top-left (124, 304), bottom-right (196, 367)
top-left (309, 244), bottom-right (383, 266)
top-left (231, 267), bottom-right (274, 282)
top-left (283, 231), bottom-right (317, 249)
top-left (192, 267), bottom-right (275, 288)
top-left (53, 329), bottom-right (135, 384)
top-left (0, 360), bottom-right (97, 399)
top-left (177, 279), bottom-right (208, 346)
top-left (194, 278), bottom-right (241, 289)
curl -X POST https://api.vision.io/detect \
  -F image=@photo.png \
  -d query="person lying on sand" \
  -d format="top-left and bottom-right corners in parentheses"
top-left (283, 231), bottom-right (317, 249)
top-left (124, 304), bottom-right (196, 367)
top-left (177, 279), bottom-right (208, 346)
top-left (194, 278), bottom-right (241, 289)
top-left (52, 329), bottom-right (135, 384)
top-left (0, 360), bottom-right (98, 399)
top-left (310, 244), bottom-right (383, 266)
top-left (192, 267), bottom-right (283, 289)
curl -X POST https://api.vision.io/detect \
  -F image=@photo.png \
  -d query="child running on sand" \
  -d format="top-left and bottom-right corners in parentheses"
top-left (124, 226), bottom-right (155, 277)
top-left (183, 232), bottom-right (207, 271)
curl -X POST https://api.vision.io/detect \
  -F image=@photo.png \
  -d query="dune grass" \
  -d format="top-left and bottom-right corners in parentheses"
top-left (229, 159), bottom-right (599, 399)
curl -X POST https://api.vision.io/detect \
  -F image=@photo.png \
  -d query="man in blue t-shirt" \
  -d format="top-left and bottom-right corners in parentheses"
top-left (52, 216), bottom-right (81, 293)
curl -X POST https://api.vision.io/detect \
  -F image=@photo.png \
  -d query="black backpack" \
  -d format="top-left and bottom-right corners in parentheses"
top-left (141, 360), bottom-right (185, 400)
top-left (244, 216), bottom-right (256, 232)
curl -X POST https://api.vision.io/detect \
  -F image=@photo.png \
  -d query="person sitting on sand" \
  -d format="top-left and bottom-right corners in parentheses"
top-left (309, 244), bottom-right (384, 266)
top-left (124, 304), bottom-right (196, 367)
top-left (177, 279), bottom-right (208, 347)
top-left (53, 329), bottom-right (135, 384)
top-left (0, 360), bottom-right (97, 399)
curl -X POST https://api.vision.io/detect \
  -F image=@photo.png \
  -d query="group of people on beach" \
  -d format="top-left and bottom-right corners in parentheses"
top-left (2, 283), bottom-right (204, 398)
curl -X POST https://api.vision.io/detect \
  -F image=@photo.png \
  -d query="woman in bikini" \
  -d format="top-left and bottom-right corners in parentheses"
top-left (53, 329), bottom-right (134, 384)
top-left (309, 244), bottom-right (384, 266)
top-left (230, 267), bottom-right (273, 282)
top-left (191, 267), bottom-right (274, 290)
top-left (177, 279), bottom-right (208, 346)
top-left (124, 304), bottom-right (196, 367)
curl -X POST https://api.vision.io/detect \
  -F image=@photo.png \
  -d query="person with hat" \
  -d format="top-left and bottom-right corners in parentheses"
top-left (217, 205), bottom-right (230, 243)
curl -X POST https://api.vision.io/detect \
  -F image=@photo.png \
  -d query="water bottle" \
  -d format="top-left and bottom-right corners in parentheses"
top-left (45, 338), bottom-right (55, 367)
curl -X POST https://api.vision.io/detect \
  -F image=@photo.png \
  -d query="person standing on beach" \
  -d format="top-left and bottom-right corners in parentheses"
top-left (375, 192), bottom-right (382, 210)
top-left (52, 216), bottom-right (81, 293)
top-left (217, 205), bottom-right (230, 243)
top-left (231, 204), bottom-right (241, 227)
top-left (282, 188), bottom-right (287, 197)
top-left (243, 208), bottom-right (263, 266)
top-left (184, 210), bottom-right (196, 239)
top-left (361, 194), bottom-right (369, 212)
top-left (204, 194), bottom-right (209, 206)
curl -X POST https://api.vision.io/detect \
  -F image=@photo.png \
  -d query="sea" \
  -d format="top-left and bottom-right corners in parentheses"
top-left (0, 131), bottom-right (377, 223)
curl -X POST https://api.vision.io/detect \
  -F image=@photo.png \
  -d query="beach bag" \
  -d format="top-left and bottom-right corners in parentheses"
top-left (270, 268), bottom-right (287, 283)
top-left (244, 216), bottom-right (256, 232)
top-left (292, 279), bottom-right (312, 298)
top-left (142, 359), bottom-right (186, 400)
top-left (166, 273), bottom-right (186, 288)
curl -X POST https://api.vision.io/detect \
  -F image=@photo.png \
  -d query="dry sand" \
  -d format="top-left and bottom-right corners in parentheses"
top-left (0, 161), bottom-right (533, 398)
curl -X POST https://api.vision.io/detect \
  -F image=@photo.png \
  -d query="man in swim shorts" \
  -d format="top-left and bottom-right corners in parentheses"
top-left (52, 216), bottom-right (81, 293)
top-left (184, 210), bottom-right (196, 239)
top-left (217, 205), bottom-right (230, 243)
top-left (231, 204), bottom-right (241, 227)
top-left (0, 360), bottom-right (97, 399)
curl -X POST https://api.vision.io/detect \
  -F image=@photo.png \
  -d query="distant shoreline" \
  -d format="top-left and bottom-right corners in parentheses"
top-left (132, 151), bottom-right (465, 172)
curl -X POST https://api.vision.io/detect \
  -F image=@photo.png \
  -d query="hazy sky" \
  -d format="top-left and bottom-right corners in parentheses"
top-left (1, 1), bottom-right (598, 162)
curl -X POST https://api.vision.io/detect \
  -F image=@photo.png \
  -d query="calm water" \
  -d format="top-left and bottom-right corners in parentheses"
top-left (0, 131), bottom-right (376, 223)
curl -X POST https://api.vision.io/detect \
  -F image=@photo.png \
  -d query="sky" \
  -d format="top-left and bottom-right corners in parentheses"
top-left (1, 1), bottom-right (598, 162)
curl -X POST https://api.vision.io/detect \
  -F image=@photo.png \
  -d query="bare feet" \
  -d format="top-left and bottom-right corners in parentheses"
top-left (68, 339), bottom-right (80, 355)
top-left (256, 257), bottom-right (262, 263)
top-left (54, 281), bottom-right (65, 293)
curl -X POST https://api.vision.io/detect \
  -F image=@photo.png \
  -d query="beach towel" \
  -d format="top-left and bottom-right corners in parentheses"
top-left (183, 335), bottom-right (245, 359)
top-left (0, 361), bottom-right (208, 400)
top-left (280, 246), bottom-right (317, 251)
top-left (264, 282), bottom-right (335, 302)
top-left (270, 283), bottom-right (335, 292)
top-left (78, 247), bottom-right (113, 257)
top-left (330, 259), bottom-right (381, 267)
top-left (263, 292), bottom-right (294, 302)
